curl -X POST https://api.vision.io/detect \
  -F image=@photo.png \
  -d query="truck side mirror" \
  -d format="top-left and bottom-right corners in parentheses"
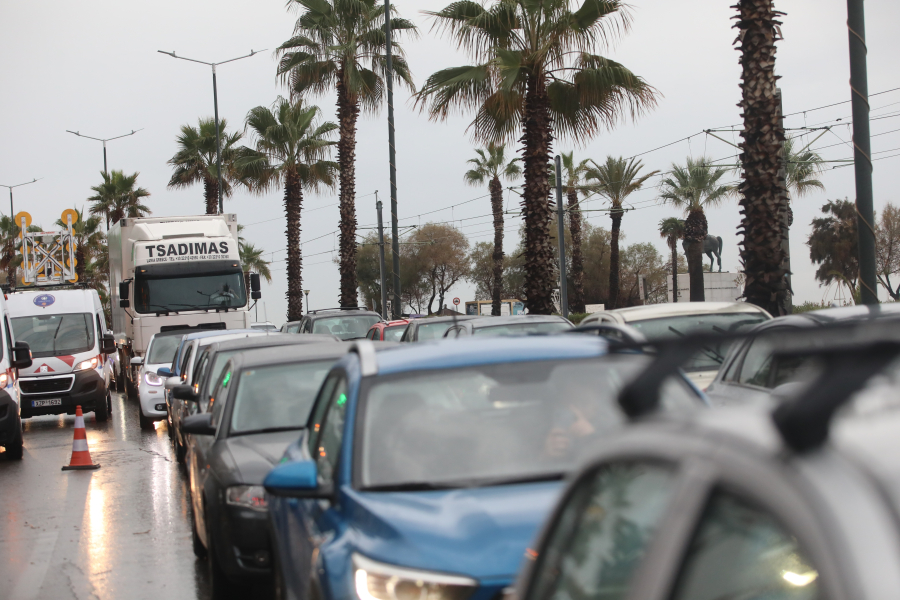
top-left (100, 333), bottom-right (116, 355)
top-left (12, 342), bottom-right (32, 369)
top-left (249, 273), bottom-right (262, 300)
top-left (119, 281), bottom-right (130, 307)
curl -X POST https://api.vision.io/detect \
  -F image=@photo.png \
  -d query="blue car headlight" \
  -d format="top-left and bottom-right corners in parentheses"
top-left (353, 553), bottom-right (476, 600)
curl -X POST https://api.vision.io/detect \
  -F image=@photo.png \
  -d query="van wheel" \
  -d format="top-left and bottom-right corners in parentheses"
top-left (5, 422), bottom-right (23, 460)
top-left (95, 393), bottom-right (110, 422)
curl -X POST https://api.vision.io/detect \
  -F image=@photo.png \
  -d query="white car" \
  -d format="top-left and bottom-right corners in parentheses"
top-left (133, 330), bottom-right (191, 429)
top-left (580, 302), bottom-right (771, 389)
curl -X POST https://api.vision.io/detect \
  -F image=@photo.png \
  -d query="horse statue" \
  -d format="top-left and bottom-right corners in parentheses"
top-left (682, 235), bottom-right (724, 272)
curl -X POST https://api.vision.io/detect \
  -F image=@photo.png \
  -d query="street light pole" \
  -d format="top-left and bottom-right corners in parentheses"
top-left (554, 156), bottom-right (569, 318)
top-left (376, 195), bottom-right (389, 319)
top-left (383, 0), bottom-right (402, 319)
top-left (66, 129), bottom-right (142, 174)
top-left (158, 49), bottom-right (265, 214)
top-left (0, 179), bottom-right (40, 222)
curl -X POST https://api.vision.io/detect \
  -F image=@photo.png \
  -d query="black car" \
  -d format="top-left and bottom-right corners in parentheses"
top-left (283, 307), bottom-right (382, 341)
top-left (169, 333), bottom-right (336, 462)
top-left (181, 342), bottom-right (351, 597)
top-left (399, 314), bottom-right (477, 342)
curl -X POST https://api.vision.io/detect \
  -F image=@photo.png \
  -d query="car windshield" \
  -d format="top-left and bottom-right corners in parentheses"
top-left (415, 321), bottom-right (456, 341)
top-left (148, 335), bottom-right (183, 365)
top-left (472, 321), bottom-right (572, 337)
top-left (627, 313), bottom-right (768, 372)
top-left (230, 361), bottom-right (334, 435)
top-left (312, 315), bottom-right (381, 340)
top-left (135, 270), bottom-right (247, 314)
top-left (383, 325), bottom-right (407, 342)
top-left (360, 356), bottom-right (701, 490)
top-left (12, 313), bottom-right (95, 358)
top-left (205, 350), bottom-right (243, 397)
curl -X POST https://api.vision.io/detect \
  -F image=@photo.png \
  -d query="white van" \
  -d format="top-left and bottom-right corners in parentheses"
top-left (8, 290), bottom-right (116, 422)
top-left (0, 292), bottom-right (34, 459)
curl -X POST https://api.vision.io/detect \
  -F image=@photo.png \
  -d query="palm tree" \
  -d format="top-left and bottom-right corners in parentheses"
top-left (658, 157), bottom-right (731, 301)
top-left (0, 216), bottom-right (43, 288)
top-left (239, 241), bottom-right (273, 295)
top-left (277, 0), bottom-right (417, 307)
top-left (238, 97), bottom-right (338, 321)
top-left (659, 218), bottom-right (685, 303)
top-left (784, 137), bottom-right (825, 199)
top-left (464, 143), bottom-right (520, 315)
top-left (587, 156), bottom-right (658, 308)
top-left (55, 208), bottom-right (104, 283)
top-left (167, 118), bottom-right (244, 215)
top-left (734, 0), bottom-right (790, 315)
top-left (88, 170), bottom-right (151, 226)
top-left (551, 152), bottom-right (593, 314)
top-left (417, 0), bottom-right (657, 314)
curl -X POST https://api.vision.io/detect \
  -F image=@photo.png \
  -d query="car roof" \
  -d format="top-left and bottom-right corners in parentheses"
top-left (182, 328), bottom-right (260, 341)
top-left (309, 310), bottom-right (381, 319)
top-left (411, 315), bottom-right (476, 326)
top-left (206, 333), bottom-right (337, 353)
top-left (374, 335), bottom-right (609, 376)
top-left (609, 301), bottom-right (771, 321)
top-left (468, 315), bottom-right (570, 327)
top-left (151, 328), bottom-right (201, 339)
top-left (233, 341), bottom-right (351, 369)
top-left (743, 303), bottom-right (900, 334)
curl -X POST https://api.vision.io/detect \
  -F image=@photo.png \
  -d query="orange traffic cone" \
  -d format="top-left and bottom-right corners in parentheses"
top-left (62, 406), bottom-right (100, 471)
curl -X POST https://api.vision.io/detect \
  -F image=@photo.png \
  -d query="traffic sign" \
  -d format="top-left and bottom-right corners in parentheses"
top-left (453, 297), bottom-right (460, 306)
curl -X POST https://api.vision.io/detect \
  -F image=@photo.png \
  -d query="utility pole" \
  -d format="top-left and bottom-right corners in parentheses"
top-left (554, 156), bottom-right (569, 318)
top-left (376, 195), bottom-right (389, 319)
top-left (846, 0), bottom-right (878, 305)
top-left (384, 0), bottom-right (401, 319)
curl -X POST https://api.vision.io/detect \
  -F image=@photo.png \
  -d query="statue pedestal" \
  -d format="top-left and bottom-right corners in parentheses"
top-left (667, 272), bottom-right (744, 303)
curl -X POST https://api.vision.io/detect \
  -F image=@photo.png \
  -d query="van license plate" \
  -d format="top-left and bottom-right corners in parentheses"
top-left (32, 398), bottom-right (62, 407)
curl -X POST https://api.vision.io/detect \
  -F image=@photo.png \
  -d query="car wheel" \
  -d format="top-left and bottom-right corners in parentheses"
top-left (174, 432), bottom-right (186, 464)
top-left (5, 421), bottom-right (24, 460)
top-left (166, 407), bottom-right (174, 439)
top-left (191, 505), bottom-right (207, 558)
top-left (207, 528), bottom-right (245, 599)
top-left (95, 393), bottom-right (110, 422)
top-left (138, 405), bottom-right (153, 430)
top-left (107, 392), bottom-right (113, 415)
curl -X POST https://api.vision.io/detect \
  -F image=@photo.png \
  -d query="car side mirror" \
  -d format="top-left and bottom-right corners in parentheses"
top-left (264, 460), bottom-right (333, 499)
top-left (173, 384), bottom-right (198, 402)
top-left (182, 413), bottom-right (216, 436)
top-left (11, 342), bottom-right (32, 369)
top-left (100, 333), bottom-right (116, 355)
top-left (250, 273), bottom-right (262, 300)
top-left (157, 366), bottom-right (172, 378)
top-left (164, 376), bottom-right (181, 390)
top-left (131, 356), bottom-right (144, 366)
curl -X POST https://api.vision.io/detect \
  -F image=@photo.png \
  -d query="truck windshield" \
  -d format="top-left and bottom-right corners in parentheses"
top-left (135, 271), bottom-right (247, 314)
top-left (12, 313), bottom-right (95, 358)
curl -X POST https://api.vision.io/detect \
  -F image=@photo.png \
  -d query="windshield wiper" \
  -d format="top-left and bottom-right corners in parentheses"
top-left (668, 326), bottom-right (724, 364)
top-left (364, 473), bottom-right (565, 493)
top-left (230, 426), bottom-right (304, 436)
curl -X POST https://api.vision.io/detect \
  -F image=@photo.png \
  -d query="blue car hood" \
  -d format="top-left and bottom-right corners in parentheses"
top-left (345, 480), bottom-right (563, 581)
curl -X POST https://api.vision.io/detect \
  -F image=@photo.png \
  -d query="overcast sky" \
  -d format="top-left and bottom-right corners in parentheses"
top-left (2, 0), bottom-right (899, 323)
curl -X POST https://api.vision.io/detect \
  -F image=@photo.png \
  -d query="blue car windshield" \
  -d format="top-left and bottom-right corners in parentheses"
top-left (359, 356), bottom-right (701, 490)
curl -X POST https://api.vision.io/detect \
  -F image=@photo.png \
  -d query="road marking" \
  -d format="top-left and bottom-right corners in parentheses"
top-left (8, 530), bottom-right (59, 600)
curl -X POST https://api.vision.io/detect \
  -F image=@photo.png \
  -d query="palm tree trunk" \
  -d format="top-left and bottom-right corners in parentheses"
top-left (6, 240), bottom-right (15, 288)
top-left (567, 190), bottom-right (585, 313)
top-left (685, 208), bottom-right (708, 301)
top-left (735, 0), bottom-right (789, 315)
top-left (244, 271), bottom-right (251, 300)
top-left (337, 70), bottom-right (360, 308)
top-left (490, 176), bottom-right (504, 316)
top-left (670, 239), bottom-right (678, 302)
top-left (75, 245), bottom-right (85, 283)
top-left (284, 170), bottom-right (304, 321)
top-left (204, 177), bottom-right (219, 215)
top-left (608, 206), bottom-right (624, 309)
top-left (521, 75), bottom-right (555, 315)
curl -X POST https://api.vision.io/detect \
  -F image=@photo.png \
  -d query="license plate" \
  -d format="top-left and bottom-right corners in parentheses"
top-left (32, 398), bottom-right (62, 407)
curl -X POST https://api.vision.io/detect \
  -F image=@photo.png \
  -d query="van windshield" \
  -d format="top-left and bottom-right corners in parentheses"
top-left (12, 313), bottom-right (95, 358)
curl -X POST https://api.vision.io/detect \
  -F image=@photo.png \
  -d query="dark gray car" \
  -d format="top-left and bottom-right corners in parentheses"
top-left (444, 314), bottom-right (573, 338)
top-left (283, 308), bottom-right (383, 340)
top-left (181, 343), bottom-right (351, 598)
top-left (399, 314), bottom-right (477, 342)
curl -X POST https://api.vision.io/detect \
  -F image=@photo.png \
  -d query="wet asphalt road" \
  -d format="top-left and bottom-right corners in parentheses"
top-left (0, 392), bottom-right (213, 600)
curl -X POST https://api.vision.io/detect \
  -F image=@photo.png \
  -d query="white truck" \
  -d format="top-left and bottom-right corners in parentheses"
top-left (108, 214), bottom-right (261, 395)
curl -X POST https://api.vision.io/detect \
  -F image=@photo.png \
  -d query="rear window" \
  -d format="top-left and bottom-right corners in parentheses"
top-left (312, 315), bottom-right (381, 340)
top-left (383, 325), bottom-right (408, 342)
top-left (472, 321), bottom-right (572, 337)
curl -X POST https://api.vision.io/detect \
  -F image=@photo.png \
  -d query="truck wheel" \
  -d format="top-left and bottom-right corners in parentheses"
top-left (5, 422), bottom-right (24, 460)
top-left (95, 392), bottom-right (110, 422)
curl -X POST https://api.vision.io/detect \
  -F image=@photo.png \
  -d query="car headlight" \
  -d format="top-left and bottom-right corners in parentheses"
top-left (353, 553), bottom-right (476, 600)
top-left (226, 485), bottom-right (268, 510)
top-left (0, 372), bottom-right (8, 387)
top-left (144, 372), bottom-right (163, 387)
top-left (74, 356), bottom-right (101, 372)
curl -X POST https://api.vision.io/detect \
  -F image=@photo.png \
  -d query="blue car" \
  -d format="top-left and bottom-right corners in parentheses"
top-left (264, 336), bottom-right (707, 600)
